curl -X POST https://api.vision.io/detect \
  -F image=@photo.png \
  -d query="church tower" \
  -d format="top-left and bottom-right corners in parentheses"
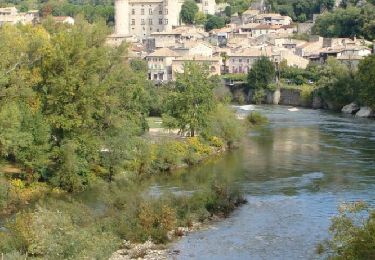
top-left (115, 0), bottom-right (129, 36)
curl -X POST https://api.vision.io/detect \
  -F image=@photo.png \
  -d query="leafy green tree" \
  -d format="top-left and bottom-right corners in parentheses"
top-left (195, 11), bottom-right (207, 25)
top-left (180, 0), bottom-right (199, 24)
top-left (313, 6), bottom-right (366, 39)
top-left (318, 202), bottom-right (375, 259)
top-left (357, 54), bottom-right (375, 108)
top-left (201, 104), bottom-right (244, 148)
top-left (164, 62), bottom-right (217, 137)
top-left (317, 58), bottom-right (358, 110)
top-left (247, 56), bottom-right (276, 90)
top-left (205, 15), bottom-right (226, 31)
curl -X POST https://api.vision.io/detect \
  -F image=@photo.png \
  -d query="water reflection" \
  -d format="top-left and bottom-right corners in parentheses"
top-left (153, 105), bottom-right (375, 260)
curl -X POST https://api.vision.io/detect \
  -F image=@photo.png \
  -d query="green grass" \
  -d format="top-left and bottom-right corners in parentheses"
top-left (147, 117), bottom-right (163, 128)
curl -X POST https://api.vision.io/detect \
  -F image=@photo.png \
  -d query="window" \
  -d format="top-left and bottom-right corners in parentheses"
top-left (239, 59), bottom-right (242, 62)
top-left (131, 19), bottom-right (135, 25)
top-left (132, 9), bottom-right (135, 15)
top-left (165, 9), bottom-right (168, 14)
top-left (159, 18), bottom-right (163, 25)
top-left (159, 5), bottom-right (163, 14)
top-left (141, 19), bottom-right (145, 25)
top-left (149, 19), bottom-right (153, 25)
top-left (149, 8), bottom-right (153, 14)
top-left (205, 1), bottom-right (208, 6)
top-left (164, 19), bottom-right (168, 25)
top-left (141, 9), bottom-right (144, 15)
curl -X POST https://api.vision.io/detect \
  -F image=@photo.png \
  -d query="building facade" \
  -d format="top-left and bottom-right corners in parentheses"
top-left (114, 0), bottom-right (216, 39)
top-left (0, 7), bottom-right (39, 25)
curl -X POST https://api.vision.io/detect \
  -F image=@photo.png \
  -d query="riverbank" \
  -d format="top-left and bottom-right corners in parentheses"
top-left (0, 112), bottom-right (251, 259)
top-left (246, 86), bottom-right (375, 118)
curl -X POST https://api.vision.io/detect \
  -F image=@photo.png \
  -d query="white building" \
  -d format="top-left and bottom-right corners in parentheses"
top-left (113, 0), bottom-right (216, 41)
top-left (254, 13), bottom-right (292, 26)
top-left (196, 0), bottom-right (216, 15)
top-left (52, 16), bottom-right (75, 25)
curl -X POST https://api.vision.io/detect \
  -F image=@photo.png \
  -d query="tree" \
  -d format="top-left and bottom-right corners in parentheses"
top-left (205, 15), bottom-right (226, 31)
top-left (0, 19), bottom-right (152, 190)
top-left (247, 56), bottom-right (276, 90)
top-left (180, 0), bottom-right (199, 24)
top-left (313, 5), bottom-right (375, 40)
top-left (164, 62), bottom-right (217, 137)
top-left (194, 11), bottom-right (207, 25)
top-left (318, 202), bottom-right (375, 259)
top-left (317, 58), bottom-right (358, 110)
top-left (357, 54), bottom-right (375, 108)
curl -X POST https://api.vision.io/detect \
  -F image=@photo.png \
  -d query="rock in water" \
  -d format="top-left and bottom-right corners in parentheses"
top-left (356, 107), bottom-right (375, 118)
top-left (342, 103), bottom-right (360, 114)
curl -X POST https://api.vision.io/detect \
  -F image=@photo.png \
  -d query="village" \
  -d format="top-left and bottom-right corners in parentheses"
top-left (106, 0), bottom-right (372, 84)
top-left (0, 0), bottom-right (372, 85)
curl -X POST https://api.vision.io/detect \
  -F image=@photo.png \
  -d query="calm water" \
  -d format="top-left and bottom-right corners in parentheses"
top-left (151, 105), bottom-right (375, 260)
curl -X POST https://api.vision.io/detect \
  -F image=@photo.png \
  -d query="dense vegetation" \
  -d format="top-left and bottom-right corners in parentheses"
top-left (267, 0), bottom-right (335, 22)
top-left (0, 16), bottom-right (251, 258)
top-left (0, 0), bottom-right (114, 24)
top-left (247, 56), bottom-right (276, 104)
top-left (313, 2), bottom-right (375, 40)
top-left (243, 54), bottom-right (375, 110)
top-left (180, 0), bottom-right (229, 31)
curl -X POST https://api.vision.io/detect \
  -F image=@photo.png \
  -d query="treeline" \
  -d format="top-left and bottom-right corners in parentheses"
top-left (266, 0), bottom-right (335, 22)
top-left (0, 0), bottom-right (114, 24)
top-left (180, 0), bottom-right (252, 31)
top-left (313, 1), bottom-right (375, 40)
top-left (278, 56), bottom-right (375, 110)
top-left (0, 18), bottom-right (249, 258)
top-left (242, 55), bottom-right (375, 110)
top-left (0, 18), bottom-right (246, 193)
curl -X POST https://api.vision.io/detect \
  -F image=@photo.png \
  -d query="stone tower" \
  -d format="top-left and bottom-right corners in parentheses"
top-left (115, 0), bottom-right (129, 36)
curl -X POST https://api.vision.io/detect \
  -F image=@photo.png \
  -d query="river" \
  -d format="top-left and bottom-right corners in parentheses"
top-left (150, 105), bottom-right (375, 260)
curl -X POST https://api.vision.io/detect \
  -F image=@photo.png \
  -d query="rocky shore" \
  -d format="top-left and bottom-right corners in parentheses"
top-left (110, 223), bottom-right (205, 260)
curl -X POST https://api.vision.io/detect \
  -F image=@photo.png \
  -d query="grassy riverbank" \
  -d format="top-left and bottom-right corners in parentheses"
top-left (0, 158), bottom-right (247, 259)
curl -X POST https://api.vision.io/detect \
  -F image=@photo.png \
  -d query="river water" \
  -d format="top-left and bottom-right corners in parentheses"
top-left (151, 105), bottom-right (375, 260)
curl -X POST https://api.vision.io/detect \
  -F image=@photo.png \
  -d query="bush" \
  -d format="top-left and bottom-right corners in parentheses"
top-left (201, 104), bottom-right (245, 148)
top-left (318, 202), bottom-right (375, 259)
top-left (253, 89), bottom-right (266, 104)
top-left (246, 112), bottom-right (269, 127)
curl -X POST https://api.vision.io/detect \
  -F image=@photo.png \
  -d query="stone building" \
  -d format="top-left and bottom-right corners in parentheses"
top-left (0, 7), bottom-right (39, 25)
top-left (196, 0), bottom-right (216, 15)
top-left (113, 0), bottom-right (216, 40)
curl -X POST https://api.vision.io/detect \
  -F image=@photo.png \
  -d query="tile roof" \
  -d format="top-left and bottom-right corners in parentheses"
top-left (147, 48), bottom-right (180, 57)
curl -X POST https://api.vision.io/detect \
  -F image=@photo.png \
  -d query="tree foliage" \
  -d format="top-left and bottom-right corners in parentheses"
top-left (319, 202), bottom-right (375, 259)
top-left (180, 0), bottom-right (199, 24)
top-left (267, 0), bottom-right (335, 22)
top-left (205, 14), bottom-right (226, 31)
top-left (0, 20), bottom-right (150, 191)
top-left (164, 62), bottom-right (217, 137)
top-left (247, 56), bottom-right (275, 90)
top-left (313, 3), bottom-right (375, 40)
top-left (357, 54), bottom-right (375, 108)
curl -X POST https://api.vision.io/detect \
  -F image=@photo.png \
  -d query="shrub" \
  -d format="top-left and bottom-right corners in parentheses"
top-left (246, 112), bottom-right (269, 127)
top-left (201, 104), bottom-right (245, 148)
top-left (318, 201), bottom-right (375, 259)
top-left (253, 89), bottom-right (266, 104)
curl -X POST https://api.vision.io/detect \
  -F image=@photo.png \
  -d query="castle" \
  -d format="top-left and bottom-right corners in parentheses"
top-left (114, 0), bottom-right (216, 40)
